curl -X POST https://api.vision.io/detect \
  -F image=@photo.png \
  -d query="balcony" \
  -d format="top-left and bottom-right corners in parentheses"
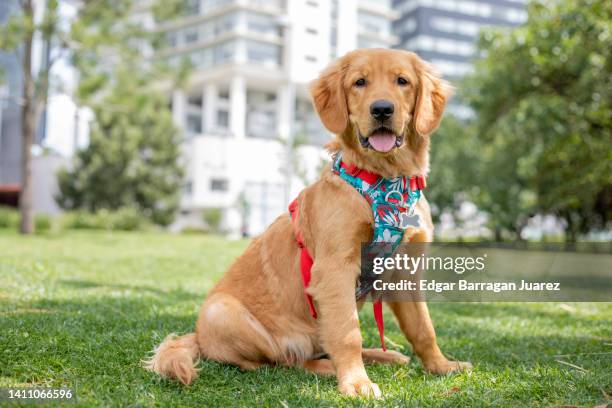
top-left (357, 0), bottom-right (400, 20)
top-left (155, 0), bottom-right (286, 32)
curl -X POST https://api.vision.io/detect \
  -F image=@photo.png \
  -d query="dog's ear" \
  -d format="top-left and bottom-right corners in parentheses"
top-left (310, 58), bottom-right (348, 135)
top-left (413, 61), bottom-right (452, 136)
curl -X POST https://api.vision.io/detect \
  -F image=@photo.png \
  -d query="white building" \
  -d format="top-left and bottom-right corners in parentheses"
top-left (151, 0), bottom-right (398, 234)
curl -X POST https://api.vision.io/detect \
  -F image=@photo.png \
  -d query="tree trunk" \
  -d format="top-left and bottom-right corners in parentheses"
top-left (494, 226), bottom-right (502, 242)
top-left (19, 0), bottom-right (35, 234)
top-left (563, 212), bottom-right (578, 244)
top-left (20, 100), bottom-right (35, 234)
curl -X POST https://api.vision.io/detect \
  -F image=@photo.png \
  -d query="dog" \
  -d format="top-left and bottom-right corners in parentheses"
top-left (144, 48), bottom-right (472, 398)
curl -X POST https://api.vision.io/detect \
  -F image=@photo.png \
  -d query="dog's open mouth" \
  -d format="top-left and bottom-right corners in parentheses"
top-left (359, 127), bottom-right (404, 153)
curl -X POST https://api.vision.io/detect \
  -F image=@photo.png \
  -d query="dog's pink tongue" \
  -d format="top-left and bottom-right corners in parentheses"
top-left (368, 133), bottom-right (396, 152)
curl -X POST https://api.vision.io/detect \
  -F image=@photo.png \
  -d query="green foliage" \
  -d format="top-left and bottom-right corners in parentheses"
top-left (54, 0), bottom-right (190, 228)
top-left (427, 116), bottom-right (479, 225)
top-left (1, 0), bottom-right (187, 234)
top-left (56, 69), bottom-right (184, 226)
top-left (460, 0), bottom-right (611, 241)
top-left (70, 0), bottom-right (153, 102)
top-left (60, 209), bottom-right (149, 231)
top-left (60, 211), bottom-right (108, 230)
top-left (108, 207), bottom-right (147, 231)
top-left (0, 206), bottom-right (19, 229)
top-left (180, 226), bottom-right (209, 234)
top-left (202, 208), bottom-right (223, 233)
top-left (34, 214), bottom-right (52, 233)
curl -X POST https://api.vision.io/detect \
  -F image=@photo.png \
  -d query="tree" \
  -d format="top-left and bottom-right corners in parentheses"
top-left (463, 0), bottom-right (611, 241)
top-left (56, 69), bottom-right (183, 226)
top-left (427, 115), bottom-right (479, 226)
top-left (0, 0), bottom-right (157, 233)
top-left (54, 0), bottom-right (187, 226)
top-left (0, 0), bottom-right (64, 233)
top-left (0, 0), bottom-right (187, 233)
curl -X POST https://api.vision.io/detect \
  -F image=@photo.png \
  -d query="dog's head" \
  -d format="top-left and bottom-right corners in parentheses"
top-left (310, 49), bottom-right (451, 177)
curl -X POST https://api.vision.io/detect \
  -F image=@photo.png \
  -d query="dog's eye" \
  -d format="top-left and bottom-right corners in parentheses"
top-left (354, 78), bottom-right (366, 87)
top-left (397, 77), bottom-right (409, 86)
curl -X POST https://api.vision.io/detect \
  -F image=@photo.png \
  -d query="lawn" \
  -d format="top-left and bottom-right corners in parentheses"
top-left (0, 230), bottom-right (610, 407)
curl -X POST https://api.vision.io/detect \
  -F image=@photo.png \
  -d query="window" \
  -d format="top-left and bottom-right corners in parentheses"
top-left (166, 32), bottom-right (178, 47)
top-left (210, 178), bottom-right (229, 192)
top-left (430, 59), bottom-right (473, 77)
top-left (330, 0), bottom-right (338, 20)
top-left (402, 18), bottom-right (417, 34)
top-left (214, 41), bottom-right (235, 64)
top-left (430, 17), bottom-right (480, 37)
top-left (295, 98), bottom-right (328, 146)
top-left (247, 12), bottom-right (279, 36)
top-left (184, 27), bottom-right (199, 43)
top-left (202, 0), bottom-right (234, 13)
top-left (184, 0), bottom-right (200, 14)
top-left (403, 35), bottom-right (474, 57)
top-left (186, 113), bottom-right (202, 135)
top-left (243, 182), bottom-right (285, 234)
top-left (217, 110), bottom-right (229, 128)
top-left (186, 92), bottom-right (203, 136)
top-left (358, 38), bottom-right (386, 49)
top-left (188, 93), bottom-right (202, 107)
top-left (215, 12), bottom-right (238, 35)
top-left (247, 41), bottom-right (280, 66)
top-left (505, 8), bottom-right (527, 24)
top-left (358, 11), bottom-right (390, 36)
top-left (218, 89), bottom-right (229, 101)
top-left (246, 90), bottom-right (276, 138)
top-left (183, 181), bottom-right (193, 195)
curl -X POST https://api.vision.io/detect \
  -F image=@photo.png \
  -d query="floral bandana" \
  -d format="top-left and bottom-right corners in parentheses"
top-left (331, 153), bottom-right (425, 300)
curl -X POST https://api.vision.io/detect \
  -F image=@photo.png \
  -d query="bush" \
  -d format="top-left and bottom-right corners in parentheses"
top-left (60, 211), bottom-right (109, 230)
top-left (0, 206), bottom-right (19, 229)
top-left (35, 214), bottom-right (52, 233)
top-left (180, 226), bottom-right (208, 234)
top-left (202, 208), bottom-right (223, 233)
top-left (108, 207), bottom-right (147, 231)
top-left (60, 208), bottom-right (149, 231)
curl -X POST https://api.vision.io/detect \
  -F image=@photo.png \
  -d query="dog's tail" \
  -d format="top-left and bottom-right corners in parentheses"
top-left (143, 332), bottom-right (200, 385)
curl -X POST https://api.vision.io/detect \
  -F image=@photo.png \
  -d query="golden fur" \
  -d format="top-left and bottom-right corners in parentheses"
top-left (144, 49), bottom-right (471, 398)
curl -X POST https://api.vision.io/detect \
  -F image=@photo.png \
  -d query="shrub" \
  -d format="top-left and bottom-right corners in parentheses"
top-left (180, 226), bottom-right (208, 234)
top-left (60, 208), bottom-right (149, 231)
top-left (108, 207), bottom-right (147, 231)
top-left (34, 214), bottom-right (52, 233)
top-left (60, 211), bottom-right (109, 230)
top-left (0, 206), bottom-right (19, 229)
top-left (202, 208), bottom-right (223, 233)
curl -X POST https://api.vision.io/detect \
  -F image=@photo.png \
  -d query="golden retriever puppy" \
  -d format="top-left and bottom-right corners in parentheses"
top-left (145, 48), bottom-right (471, 398)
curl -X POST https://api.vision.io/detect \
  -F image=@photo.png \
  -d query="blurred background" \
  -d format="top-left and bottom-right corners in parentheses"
top-left (0, 0), bottom-right (609, 241)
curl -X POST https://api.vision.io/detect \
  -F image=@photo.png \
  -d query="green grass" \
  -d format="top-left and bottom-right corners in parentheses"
top-left (0, 230), bottom-right (610, 407)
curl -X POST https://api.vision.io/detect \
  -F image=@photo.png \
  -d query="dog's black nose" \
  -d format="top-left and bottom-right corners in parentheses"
top-left (370, 100), bottom-right (394, 121)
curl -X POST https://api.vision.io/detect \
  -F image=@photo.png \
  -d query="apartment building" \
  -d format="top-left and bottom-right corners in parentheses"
top-left (147, 0), bottom-right (527, 234)
top-left (151, 0), bottom-right (398, 234)
top-left (393, 0), bottom-right (527, 79)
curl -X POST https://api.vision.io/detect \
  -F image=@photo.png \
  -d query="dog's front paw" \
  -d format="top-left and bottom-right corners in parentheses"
top-left (425, 358), bottom-right (472, 374)
top-left (339, 376), bottom-right (382, 398)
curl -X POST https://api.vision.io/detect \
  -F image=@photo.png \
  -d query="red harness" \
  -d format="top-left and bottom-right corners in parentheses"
top-left (288, 161), bottom-right (418, 352)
